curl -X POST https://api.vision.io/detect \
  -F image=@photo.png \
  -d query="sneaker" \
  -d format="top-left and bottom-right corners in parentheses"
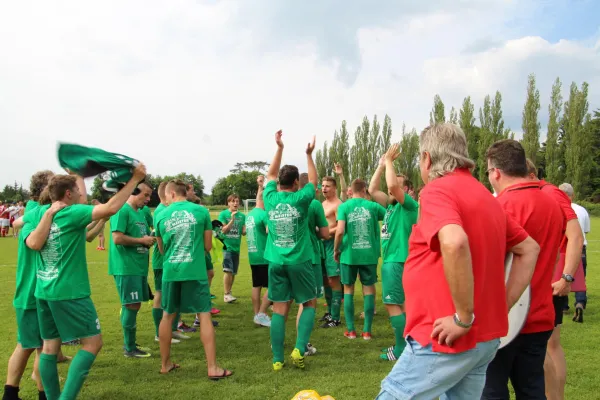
top-left (124, 348), bottom-right (151, 358)
top-left (172, 331), bottom-right (190, 340)
top-left (224, 294), bottom-right (237, 303)
top-left (96, 246), bottom-right (101, 250)
top-left (210, 307), bottom-right (221, 315)
top-left (178, 321), bottom-right (197, 333)
top-left (154, 336), bottom-right (181, 344)
top-left (254, 313), bottom-right (271, 327)
top-left (193, 317), bottom-right (200, 328)
top-left (381, 345), bottom-right (394, 353)
top-left (304, 343), bottom-right (317, 356)
top-left (344, 330), bottom-right (357, 339)
top-left (290, 348), bottom-right (305, 369)
top-left (320, 320), bottom-right (341, 329)
top-left (380, 349), bottom-right (398, 361)
top-left (362, 332), bottom-right (372, 341)
top-left (319, 312), bottom-right (332, 322)
top-left (273, 362), bottom-right (284, 371)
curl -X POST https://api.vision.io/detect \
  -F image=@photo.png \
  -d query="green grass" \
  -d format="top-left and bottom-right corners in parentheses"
top-left (0, 215), bottom-right (599, 399)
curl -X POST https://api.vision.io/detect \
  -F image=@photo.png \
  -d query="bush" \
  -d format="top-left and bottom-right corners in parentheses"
top-left (579, 201), bottom-right (600, 217)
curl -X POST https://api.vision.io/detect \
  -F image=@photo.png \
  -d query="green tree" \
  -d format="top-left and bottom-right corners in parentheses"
top-left (316, 149), bottom-right (326, 180)
top-left (521, 73), bottom-right (541, 163)
top-left (491, 91), bottom-right (505, 140)
top-left (396, 127), bottom-right (421, 187)
top-left (587, 109), bottom-right (600, 200)
top-left (337, 120), bottom-right (351, 184)
top-left (367, 115), bottom-right (382, 179)
top-left (211, 170), bottom-right (262, 205)
top-left (545, 77), bottom-right (563, 184)
top-left (430, 94), bottom-right (446, 124)
top-left (459, 96), bottom-right (478, 173)
top-left (449, 107), bottom-right (458, 124)
top-left (478, 95), bottom-right (493, 187)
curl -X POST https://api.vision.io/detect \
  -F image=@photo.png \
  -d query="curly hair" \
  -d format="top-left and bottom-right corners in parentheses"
top-left (29, 170), bottom-right (54, 201)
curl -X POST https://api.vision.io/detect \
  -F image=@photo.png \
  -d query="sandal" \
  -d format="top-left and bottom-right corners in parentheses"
top-left (160, 363), bottom-right (180, 375)
top-left (208, 369), bottom-right (233, 380)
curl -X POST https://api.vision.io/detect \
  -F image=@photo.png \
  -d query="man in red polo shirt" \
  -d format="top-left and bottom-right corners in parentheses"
top-left (483, 140), bottom-right (565, 399)
top-left (377, 123), bottom-right (540, 400)
top-left (527, 159), bottom-right (584, 400)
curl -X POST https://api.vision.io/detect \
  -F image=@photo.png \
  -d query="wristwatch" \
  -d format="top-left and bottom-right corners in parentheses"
top-left (562, 273), bottom-right (575, 282)
top-left (453, 313), bottom-right (475, 329)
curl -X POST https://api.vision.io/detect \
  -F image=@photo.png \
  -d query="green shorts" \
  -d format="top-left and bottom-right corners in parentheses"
top-left (381, 262), bottom-right (405, 305)
top-left (114, 275), bottom-right (150, 305)
top-left (161, 280), bottom-right (211, 315)
top-left (16, 308), bottom-right (42, 349)
top-left (205, 253), bottom-right (213, 271)
top-left (323, 239), bottom-right (340, 277)
top-left (313, 263), bottom-right (324, 298)
top-left (37, 297), bottom-right (101, 342)
top-left (268, 261), bottom-right (317, 304)
top-left (153, 269), bottom-right (163, 292)
top-left (341, 264), bottom-right (378, 286)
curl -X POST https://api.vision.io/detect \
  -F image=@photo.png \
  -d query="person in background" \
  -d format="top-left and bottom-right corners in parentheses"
top-left (91, 200), bottom-right (106, 250)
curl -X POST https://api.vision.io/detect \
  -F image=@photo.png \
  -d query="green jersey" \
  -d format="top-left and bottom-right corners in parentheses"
top-left (32, 204), bottom-right (95, 301)
top-left (337, 198), bottom-right (386, 265)
top-left (155, 201), bottom-right (212, 282)
top-left (218, 209), bottom-right (246, 253)
top-left (381, 195), bottom-right (419, 263)
top-left (151, 203), bottom-right (167, 270)
top-left (108, 203), bottom-right (150, 276)
top-left (141, 205), bottom-right (153, 229)
top-left (307, 199), bottom-right (328, 265)
top-left (263, 180), bottom-right (315, 265)
top-left (13, 202), bottom-right (41, 309)
top-left (25, 200), bottom-right (39, 213)
top-left (246, 207), bottom-right (268, 265)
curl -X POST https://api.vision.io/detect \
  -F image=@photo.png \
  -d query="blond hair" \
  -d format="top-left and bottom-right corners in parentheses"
top-left (419, 123), bottom-right (475, 181)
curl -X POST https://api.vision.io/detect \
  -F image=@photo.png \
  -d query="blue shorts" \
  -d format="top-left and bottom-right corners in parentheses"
top-left (223, 251), bottom-right (240, 275)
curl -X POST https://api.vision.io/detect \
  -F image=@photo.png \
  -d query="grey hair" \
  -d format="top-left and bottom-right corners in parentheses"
top-left (559, 183), bottom-right (574, 198)
top-left (419, 123), bottom-right (475, 181)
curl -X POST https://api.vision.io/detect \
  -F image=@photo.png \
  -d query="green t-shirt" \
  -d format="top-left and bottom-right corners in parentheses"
top-left (155, 201), bottom-right (212, 282)
top-left (151, 203), bottom-right (167, 270)
top-left (307, 199), bottom-right (328, 265)
top-left (108, 203), bottom-right (150, 276)
top-left (25, 200), bottom-right (39, 213)
top-left (381, 195), bottom-right (419, 263)
top-left (141, 205), bottom-right (153, 229)
top-left (13, 202), bottom-right (41, 309)
top-left (246, 207), bottom-right (268, 265)
top-left (263, 180), bottom-right (315, 265)
top-left (218, 209), bottom-right (246, 253)
top-left (32, 204), bottom-right (94, 301)
top-left (337, 198), bottom-right (386, 265)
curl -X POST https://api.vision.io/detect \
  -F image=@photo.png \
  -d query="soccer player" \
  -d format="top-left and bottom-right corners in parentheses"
top-left (483, 140), bottom-right (565, 399)
top-left (26, 165), bottom-right (147, 400)
top-left (108, 181), bottom-right (160, 358)
top-left (334, 178), bottom-right (385, 341)
top-left (0, 201), bottom-right (9, 237)
top-left (320, 176), bottom-right (343, 328)
top-left (155, 179), bottom-right (232, 379)
top-left (264, 130), bottom-right (318, 371)
top-left (219, 194), bottom-right (246, 303)
top-left (246, 175), bottom-right (271, 327)
top-left (377, 124), bottom-right (539, 399)
top-left (368, 145), bottom-right (419, 361)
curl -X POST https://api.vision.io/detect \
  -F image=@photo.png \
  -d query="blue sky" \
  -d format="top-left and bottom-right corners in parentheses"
top-left (0, 0), bottom-right (598, 192)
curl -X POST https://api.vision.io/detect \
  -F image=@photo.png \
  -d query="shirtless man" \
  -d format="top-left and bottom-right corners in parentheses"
top-left (320, 175), bottom-right (343, 328)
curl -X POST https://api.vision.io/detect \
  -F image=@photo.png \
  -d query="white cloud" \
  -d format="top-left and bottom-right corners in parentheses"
top-left (0, 0), bottom-right (598, 195)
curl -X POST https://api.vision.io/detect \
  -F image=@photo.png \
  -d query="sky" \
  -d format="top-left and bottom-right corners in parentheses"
top-left (1, 0), bottom-right (599, 194)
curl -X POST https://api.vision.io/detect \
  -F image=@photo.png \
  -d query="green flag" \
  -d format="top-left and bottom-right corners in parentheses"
top-left (57, 143), bottom-right (140, 192)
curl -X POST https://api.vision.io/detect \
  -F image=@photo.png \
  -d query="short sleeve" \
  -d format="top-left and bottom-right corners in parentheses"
top-left (71, 204), bottom-right (94, 228)
top-left (419, 184), bottom-right (463, 251)
top-left (505, 213), bottom-right (528, 249)
top-left (376, 204), bottom-right (387, 221)
top-left (337, 203), bottom-right (347, 222)
top-left (402, 194), bottom-right (419, 212)
top-left (263, 180), bottom-right (277, 209)
top-left (111, 207), bottom-right (129, 233)
top-left (203, 208), bottom-right (211, 231)
top-left (315, 202), bottom-right (328, 228)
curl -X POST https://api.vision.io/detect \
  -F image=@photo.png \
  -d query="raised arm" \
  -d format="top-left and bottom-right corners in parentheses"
top-left (306, 136), bottom-right (317, 187)
top-left (334, 163), bottom-right (347, 201)
top-left (26, 202), bottom-right (67, 250)
top-left (368, 156), bottom-right (388, 207)
top-left (385, 144), bottom-right (406, 205)
top-left (267, 130), bottom-right (284, 182)
top-left (256, 175), bottom-right (265, 210)
top-left (91, 164), bottom-right (147, 221)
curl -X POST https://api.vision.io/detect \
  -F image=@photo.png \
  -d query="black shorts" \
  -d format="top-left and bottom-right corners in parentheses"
top-left (553, 295), bottom-right (568, 326)
top-left (251, 265), bottom-right (268, 288)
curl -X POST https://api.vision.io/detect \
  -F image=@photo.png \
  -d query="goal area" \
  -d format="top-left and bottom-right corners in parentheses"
top-left (243, 199), bottom-right (257, 214)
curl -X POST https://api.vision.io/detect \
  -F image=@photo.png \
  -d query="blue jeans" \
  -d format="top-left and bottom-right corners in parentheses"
top-left (376, 337), bottom-right (500, 400)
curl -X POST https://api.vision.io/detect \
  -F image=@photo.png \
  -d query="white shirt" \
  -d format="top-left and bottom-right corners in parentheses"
top-left (572, 203), bottom-right (590, 246)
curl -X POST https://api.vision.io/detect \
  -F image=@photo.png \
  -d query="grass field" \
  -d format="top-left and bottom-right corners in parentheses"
top-left (0, 214), bottom-right (599, 400)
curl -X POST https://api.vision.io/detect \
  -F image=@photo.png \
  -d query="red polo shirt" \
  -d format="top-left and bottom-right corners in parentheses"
top-left (403, 169), bottom-right (528, 354)
top-left (540, 180), bottom-right (577, 253)
top-left (497, 181), bottom-right (565, 334)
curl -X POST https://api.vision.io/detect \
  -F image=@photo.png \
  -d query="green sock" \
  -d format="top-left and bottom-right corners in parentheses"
top-left (270, 313), bottom-right (285, 363)
top-left (324, 286), bottom-right (333, 314)
top-left (390, 314), bottom-right (407, 358)
top-left (121, 307), bottom-right (138, 352)
top-left (38, 353), bottom-right (60, 400)
top-left (331, 290), bottom-right (343, 321)
top-left (343, 294), bottom-right (355, 331)
top-left (172, 312), bottom-right (180, 332)
top-left (295, 306), bottom-right (315, 352)
top-left (61, 350), bottom-right (96, 400)
top-left (152, 308), bottom-right (162, 337)
top-left (363, 294), bottom-right (375, 333)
